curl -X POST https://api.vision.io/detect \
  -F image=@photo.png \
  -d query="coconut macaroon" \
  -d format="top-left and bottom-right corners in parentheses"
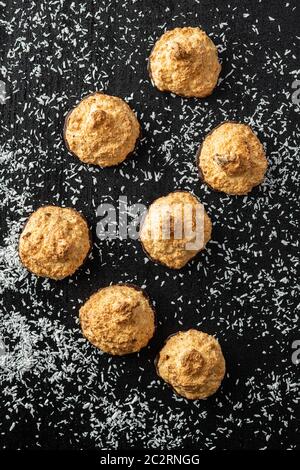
top-left (149, 27), bottom-right (221, 98)
top-left (156, 329), bottom-right (225, 400)
top-left (198, 122), bottom-right (268, 195)
top-left (19, 206), bottom-right (91, 280)
top-left (64, 92), bottom-right (140, 167)
top-left (79, 284), bottom-right (155, 355)
top-left (140, 191), bottom-right (212, 269)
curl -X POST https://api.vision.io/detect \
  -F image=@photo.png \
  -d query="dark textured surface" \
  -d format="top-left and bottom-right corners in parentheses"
top-left (0, 0), bottom-right (299, 450)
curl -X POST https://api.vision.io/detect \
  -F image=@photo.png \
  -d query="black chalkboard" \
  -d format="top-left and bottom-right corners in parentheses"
top-left (0, 0), bottom-right (299, 450)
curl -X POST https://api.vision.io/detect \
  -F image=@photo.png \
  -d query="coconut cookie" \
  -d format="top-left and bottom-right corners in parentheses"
top-left (19, 206), bottom-right (91, 280)
top-left (149, 27), bottom-right (221, 98)
top-left (79, 284), bottom-right (155, 355)
top-left (156, 329), bottom-right (225, 400)
top-left (64, 92), bottom-right (140, 167)
top-left (140, 191), bottom-right (212, 269)
top-left (198, 122), bottom-right (268, 195)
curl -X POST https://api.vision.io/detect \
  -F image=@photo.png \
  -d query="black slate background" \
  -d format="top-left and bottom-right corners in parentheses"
top-left (0, 0), bottom-right (299, 450)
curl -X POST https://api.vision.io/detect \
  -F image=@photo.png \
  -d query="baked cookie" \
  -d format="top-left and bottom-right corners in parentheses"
top-left (140, 191), bottom-right (212, 269)
top-left (156, 329), bottom-right (225, 400)
top-left (19, 206), bottom-right (91, 280)
top-left (64, 92), bottom-right (140, 167)
top-left (79, 284), bottom-right (155, 355)
top-left (198, 122), bottom-right (268, 195)
top-left (149, 27), bottom-right (221, 98)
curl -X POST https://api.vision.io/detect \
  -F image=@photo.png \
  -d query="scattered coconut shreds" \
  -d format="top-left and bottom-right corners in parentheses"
top-left (0, 0), bottom-right (299, 450)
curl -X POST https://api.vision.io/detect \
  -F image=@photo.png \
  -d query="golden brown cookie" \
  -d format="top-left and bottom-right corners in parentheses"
top-left (140, 191), bottom-right (212, 269)
top-left (19, 206), bottom-right (91, 280)
top-left (64, 92), bottom-right (140, 167)
top-left (79, 284), bottom-right (155, 355)
top-left (149, 27), bottom-right (221, 98)
top-left (198, 121), bottom-right (268, 195)
top-left (156, 329), bottom-right (225, 400)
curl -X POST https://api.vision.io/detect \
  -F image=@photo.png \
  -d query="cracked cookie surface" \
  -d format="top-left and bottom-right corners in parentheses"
top-left (79, 284), bottom-right (155, 355)
top-left (149, 27), bottom-right (221, 98)
top-left (198, 122), bottom-right (268, 195)
top-left (156, 329), bottom-right (225, 400)
top-left (19, 206), bottom-right (91, 280)
top-left (140, 191), bottom-right (212, 269)
top-left (64, 93), bottom-right (140, 167)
